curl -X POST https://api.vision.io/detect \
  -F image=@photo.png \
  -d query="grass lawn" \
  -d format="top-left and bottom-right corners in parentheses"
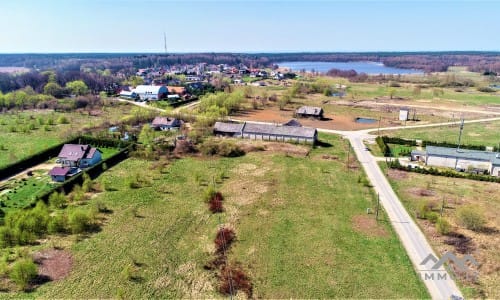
top-left (381, 164), bottom-right (500, 298)
top-left (22, 133), bottom-right (428, 298)
top-left (0, 104), bottom-right (136, 168)
top-left (383, 120), bottom-right (500, 147)
top-left (0, 170), bottom-right (57, 211)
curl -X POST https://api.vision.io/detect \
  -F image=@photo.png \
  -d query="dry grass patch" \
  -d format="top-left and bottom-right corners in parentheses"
top-left (352, 215), bottom-right (389, 238)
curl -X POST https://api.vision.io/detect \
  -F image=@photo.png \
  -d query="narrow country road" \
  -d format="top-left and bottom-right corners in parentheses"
top-left (342, 130), bottom-right (462, 300)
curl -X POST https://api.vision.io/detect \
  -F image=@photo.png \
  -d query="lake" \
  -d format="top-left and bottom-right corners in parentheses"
top-left (277, 61), bottom-right (422, 75)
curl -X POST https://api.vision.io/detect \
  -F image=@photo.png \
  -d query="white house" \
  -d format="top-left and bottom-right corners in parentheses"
top-left (133, 85), bottom-right (168, 101)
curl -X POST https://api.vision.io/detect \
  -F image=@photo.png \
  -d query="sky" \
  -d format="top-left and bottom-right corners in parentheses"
top-left (0, 0), bottom-right (499, 53)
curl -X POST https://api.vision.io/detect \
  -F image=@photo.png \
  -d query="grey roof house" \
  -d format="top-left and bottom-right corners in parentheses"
top-left (295, 106), bottom-right (324, 119)
top-left (151, 117), bottom-right (182, 131)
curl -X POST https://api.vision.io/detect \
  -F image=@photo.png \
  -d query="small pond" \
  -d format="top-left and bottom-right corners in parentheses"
top-left (355, 117), bottom-right (377, 124)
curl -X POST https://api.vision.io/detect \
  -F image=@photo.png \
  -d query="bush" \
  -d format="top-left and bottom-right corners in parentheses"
top-left (426, 212), bottom-right (439, 223)
top-left (49, 192), bottom-right (67, 209)
top-left (57, 116), bottom-right (69, 124)
top-left (436, 217), bottom-right (451, 235)
top-left (456, 205), bottom-right (486, 231)
top-left (0, 227), bottom-right (16, 248)
top-left (47, 214), bottom-right (67, 234)
top-left (9, 259), bottom-right (38, 290)
top-left (68, 210), bottom-right (92, 234)
top-left (199, 139), bottom-right (244, 157)
top-left (204, 185), bottom-right (217, 202)
top-left (209, 192), bottom-right (224, 213)
top-left (214, 227), bottom-right (236, 253)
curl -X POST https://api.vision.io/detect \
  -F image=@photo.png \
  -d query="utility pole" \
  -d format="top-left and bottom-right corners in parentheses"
top-left (378, 116), bottom-right (381, 135)
top-left (346, 140), bottom-right (350, 171)
top-left (376, 193), bottom-right (380, 220)
top-left (440, 196), bottom-right (445, 217)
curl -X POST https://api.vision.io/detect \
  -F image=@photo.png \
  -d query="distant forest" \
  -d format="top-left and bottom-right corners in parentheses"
top-left (0, 52), bottom-right (499, 73)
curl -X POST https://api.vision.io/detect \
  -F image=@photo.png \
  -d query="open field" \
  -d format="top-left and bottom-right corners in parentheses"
top-left (382, 166), bottom-right (500, 298)
top-left (22, 134), bottom-right (428, 298)
top-left (0, 104), bottom-right (137, 168)
top-left (383, 120), bottom-right (500, 147)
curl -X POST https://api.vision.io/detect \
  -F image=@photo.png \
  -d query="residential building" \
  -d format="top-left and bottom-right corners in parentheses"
top-left (56, 144), bottom-right (102, 168)
top-left (151, 117), bottom-right (182, 131)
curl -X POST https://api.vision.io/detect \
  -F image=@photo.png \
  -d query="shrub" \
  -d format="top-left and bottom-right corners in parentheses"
top-left (436, 217), bottom-right (451, 235)
top-left (214, 227), bottom-right (236, 253)
top-left (57, 116), bottom-right (69, 124)
top-left (49, 192), bottom-right (67, 209)
top-left (219, 264), bottom-right (253, 298)
top-left (425, 212), bottom-right (439, 223)
top-left (9, 259), bottom-right (38, 291)
top-left (0, 227), bottom-right (16, 248)
top-left (204, 185), bottom-right (217, 202)
top-left (82, 173), bottom-right (93, 192)
top-left (456, 205), bottom-right (486, 231)
top-left (68, 210), bottom-right (92, 234)
top-left (209, 192), bottom-right (224, 213)
top-left (47, 214), bottom-right (67, 234)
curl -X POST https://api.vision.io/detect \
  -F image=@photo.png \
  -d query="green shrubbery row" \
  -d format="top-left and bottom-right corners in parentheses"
top-left (388, 159), bottom-right (500, 183)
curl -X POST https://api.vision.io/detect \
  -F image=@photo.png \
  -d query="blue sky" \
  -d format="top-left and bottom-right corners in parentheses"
top-left (0, 0), bottom-right (499, 53)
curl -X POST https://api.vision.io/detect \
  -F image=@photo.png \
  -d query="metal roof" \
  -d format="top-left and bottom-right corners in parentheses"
top-left (243, 123), bottom-right (317, 138)
top-left (426, 146), bottom-right (500, 165)
top-left (214, 122), bottom-right (244, 133)
top-left (133, 85), bottom-right (167, 94)
top-left (296, 106), bottom-right (323, 116)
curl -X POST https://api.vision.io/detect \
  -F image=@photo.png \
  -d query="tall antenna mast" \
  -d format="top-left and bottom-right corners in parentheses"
top-left (457, 118), bottom-right (465, 151)
top-left (164, 32), bottom-right (167, 55)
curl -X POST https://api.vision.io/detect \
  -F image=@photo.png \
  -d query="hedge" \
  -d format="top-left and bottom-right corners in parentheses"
top-left (375, 135), bottom-right (495, 158)
top-left (388, 160), bottom-right (500, 183)
top-left (0, 136), bottom-right (132, 181)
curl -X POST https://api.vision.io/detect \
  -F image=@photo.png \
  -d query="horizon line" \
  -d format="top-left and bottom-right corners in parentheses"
top-left (1, 50), bottom-right (500, 55)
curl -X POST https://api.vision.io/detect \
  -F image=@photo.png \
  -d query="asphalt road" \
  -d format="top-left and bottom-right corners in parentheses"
top-left (340, 130), bottom-right (463, 300)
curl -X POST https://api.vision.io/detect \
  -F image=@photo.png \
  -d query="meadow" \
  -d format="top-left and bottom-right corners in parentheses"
top-left (382, 120), bottom-right (500, 147)
top-left (22, 134), bottom-right (428, 298)
top-left (0, 103), bottom-right (139, 168)
top-left (382, 165), bottom-right (499, 298)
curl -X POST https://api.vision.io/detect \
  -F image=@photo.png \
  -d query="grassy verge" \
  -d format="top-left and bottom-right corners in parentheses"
top-left (380, 163), bottom-right (499, 298)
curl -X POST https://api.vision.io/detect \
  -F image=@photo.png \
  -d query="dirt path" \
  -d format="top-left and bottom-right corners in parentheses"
top-left (0, 162), bottom-right (57, 186)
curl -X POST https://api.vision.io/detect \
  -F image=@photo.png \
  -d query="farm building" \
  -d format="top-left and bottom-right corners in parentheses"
top-left (213, 121), bottom-right (317, 144)
top-left (133, 85), bottom-right (168, 101)
top-left (295, 106), bottom-right (324, 119)
top-left (119, 90), bottom-right (138, 100)
top-left (213, 122), bottom-right (245, 137)
top-left (283, 119), bottom-right (302, 127)
top-left (56, 144), bottom-right (102, 168)
top-left (423, 146), bottom-right (500, 176)
top-left (151, 117), bottom-right (182, 131)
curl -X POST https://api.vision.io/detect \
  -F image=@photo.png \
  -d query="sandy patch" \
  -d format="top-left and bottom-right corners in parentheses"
top-left (33, 249), bottom-right (73, 281)
top-left (352, 215), bottom-right (389, 237)
top-left (387, 168), bottom-right (408, 180)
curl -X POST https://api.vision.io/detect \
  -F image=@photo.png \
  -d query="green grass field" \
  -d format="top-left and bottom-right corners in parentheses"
top-left (383, 120), bottom-right (500, 147)
top-left (0, 105), bottom-right (136, 168)
top-left (21, 134), bottom-right (428, 298)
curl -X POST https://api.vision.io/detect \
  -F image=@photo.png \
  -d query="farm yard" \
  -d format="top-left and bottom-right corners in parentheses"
top-left (20, 134), bottom-right (428, 298)
top-left (383, 166), bottom-right (500, 298)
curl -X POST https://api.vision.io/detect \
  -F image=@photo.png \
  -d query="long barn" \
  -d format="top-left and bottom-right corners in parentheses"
top-left (214, 122), bottom-right (317, 144)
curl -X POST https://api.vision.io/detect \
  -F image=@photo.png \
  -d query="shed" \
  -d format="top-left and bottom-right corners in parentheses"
top-left (49, 167), bottom-right (71, 182)
top-left (295, 106), bottom-right (324, 119)
top-left (151, 117), bottom-right (182, 131)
